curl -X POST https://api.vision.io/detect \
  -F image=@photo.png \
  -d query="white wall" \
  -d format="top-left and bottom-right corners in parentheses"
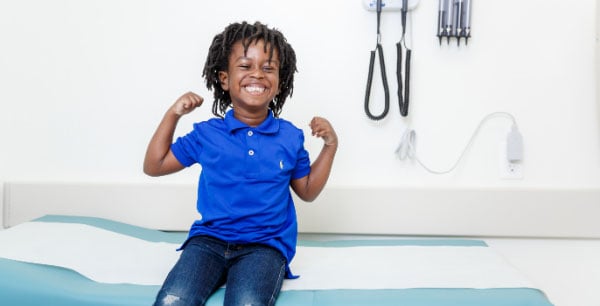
top-left (0, 1), bottom-right (599, 193)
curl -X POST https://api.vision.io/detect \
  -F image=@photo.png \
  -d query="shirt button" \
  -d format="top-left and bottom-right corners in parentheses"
top-left (248, 149), bottom-right (255, 156)
top-left (247, 131), bottom-right (254, 136)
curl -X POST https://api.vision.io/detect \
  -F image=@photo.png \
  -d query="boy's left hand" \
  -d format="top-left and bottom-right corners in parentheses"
top-left (310, 117), bottom-right (337, 147)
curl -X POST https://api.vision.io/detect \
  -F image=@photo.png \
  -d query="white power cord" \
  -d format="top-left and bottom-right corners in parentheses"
top-left (395, 112), bottom-right (521, 174)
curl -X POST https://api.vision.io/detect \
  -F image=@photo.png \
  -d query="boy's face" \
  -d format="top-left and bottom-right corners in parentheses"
top-left (218, 39), bottom-right (280, 114)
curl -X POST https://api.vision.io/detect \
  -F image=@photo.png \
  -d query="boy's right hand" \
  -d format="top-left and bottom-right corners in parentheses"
top-left (171, 92), bottom-right (203, 116)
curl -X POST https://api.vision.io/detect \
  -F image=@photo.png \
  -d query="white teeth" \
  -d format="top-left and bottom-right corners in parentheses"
top-left (245, 85), bottom-right (265, 93)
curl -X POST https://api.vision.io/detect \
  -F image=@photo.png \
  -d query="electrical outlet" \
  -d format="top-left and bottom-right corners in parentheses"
top-left (362, 0), bottom-right (420, 11)
top-left (502, 161), bottom-right (523, 179)
top-left (499, 142), bottom-right (524, 179)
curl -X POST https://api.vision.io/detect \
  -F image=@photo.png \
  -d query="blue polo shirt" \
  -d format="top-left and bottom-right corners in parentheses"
top-left (171, 109), bottom-right (311, 278)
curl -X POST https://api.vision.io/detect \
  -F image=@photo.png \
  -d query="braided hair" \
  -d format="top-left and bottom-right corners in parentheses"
top-left (202, 21), bottom-right (297, 118)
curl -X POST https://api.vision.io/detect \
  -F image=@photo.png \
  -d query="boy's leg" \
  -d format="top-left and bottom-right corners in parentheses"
top-left (223, 245), bottom-right (286, 306)
top-left (154, 236), bottom-right (227, 306)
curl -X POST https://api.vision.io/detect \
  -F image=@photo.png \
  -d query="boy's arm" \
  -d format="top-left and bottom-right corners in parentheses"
top-left (143, 92), bottom-right (203, 177)
top-left (290, 117), bottom-right (338, 202)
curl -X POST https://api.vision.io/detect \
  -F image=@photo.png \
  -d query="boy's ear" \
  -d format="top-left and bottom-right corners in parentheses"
top-left (218, 71), bottom-right (229, 91)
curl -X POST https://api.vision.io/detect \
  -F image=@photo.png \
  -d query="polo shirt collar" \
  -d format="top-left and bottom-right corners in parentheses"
top-left (224, 109), bottom-right (279, 134)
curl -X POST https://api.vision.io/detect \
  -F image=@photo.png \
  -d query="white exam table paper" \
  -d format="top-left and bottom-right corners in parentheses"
top-left (0, 222), bottom-right (533, 289)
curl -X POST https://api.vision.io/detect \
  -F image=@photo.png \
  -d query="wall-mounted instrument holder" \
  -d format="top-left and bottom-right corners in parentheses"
top-left (362, 0), bottom-right (420, 12)
top-left (363, 0), bottom-right (417, 120)
top-left (437, 0), bottom-right (472, 46)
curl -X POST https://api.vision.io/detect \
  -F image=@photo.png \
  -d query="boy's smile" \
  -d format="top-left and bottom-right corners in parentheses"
top-left (219, 39), bottom-right (280, 121)
top-left (244, 84), bottom-right (267, 95)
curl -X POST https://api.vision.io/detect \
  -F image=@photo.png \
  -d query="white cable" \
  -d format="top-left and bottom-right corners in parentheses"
top-left (395, 112), bottom-right (518, 175)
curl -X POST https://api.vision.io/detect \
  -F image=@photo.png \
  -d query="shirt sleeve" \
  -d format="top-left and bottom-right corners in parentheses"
top-left (291, 132), bottom-right (311, 179)
top-left (170, 123), bottom-right (203, 167)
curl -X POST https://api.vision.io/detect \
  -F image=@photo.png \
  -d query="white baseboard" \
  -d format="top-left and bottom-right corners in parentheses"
top-left (1, 182), bottom-right (5, 229)
top-left (297, 187), bottom-right (600, 238)
top-left (2, 182), bottom-right (199, 231)
top-left (3, 182), bottom-right (600, 238)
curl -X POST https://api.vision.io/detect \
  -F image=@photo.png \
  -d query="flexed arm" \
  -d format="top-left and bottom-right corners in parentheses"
top-left (143, 92), bottom-right (203, 176)
top-left (290, 117), bottom-right (338, 202)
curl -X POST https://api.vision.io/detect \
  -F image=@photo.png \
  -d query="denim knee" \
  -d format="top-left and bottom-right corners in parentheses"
top-left (153, 290), bottom-right (190, 306)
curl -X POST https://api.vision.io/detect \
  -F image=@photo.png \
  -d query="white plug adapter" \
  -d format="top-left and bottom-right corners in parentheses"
top-left (506, 125), bottom-right (523, 162)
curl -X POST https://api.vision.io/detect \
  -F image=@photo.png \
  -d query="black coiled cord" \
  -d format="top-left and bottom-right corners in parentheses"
top-left (364, 0), bottom-right (390, 121)
top-left (364, 43), bottom-right (390, 120)
top-left (397, 41), bottom-right (411, 117)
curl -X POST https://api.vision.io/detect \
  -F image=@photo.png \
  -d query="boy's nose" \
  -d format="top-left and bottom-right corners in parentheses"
top-left (250, 68), bottom-right (265, 79)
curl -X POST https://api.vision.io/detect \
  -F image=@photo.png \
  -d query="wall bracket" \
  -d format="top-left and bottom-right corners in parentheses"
top-left (362, 0), bottom-right (420, 12)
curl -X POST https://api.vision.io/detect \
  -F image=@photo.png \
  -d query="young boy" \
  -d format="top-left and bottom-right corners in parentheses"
top-left (144, 21), bottom-right (337, 306)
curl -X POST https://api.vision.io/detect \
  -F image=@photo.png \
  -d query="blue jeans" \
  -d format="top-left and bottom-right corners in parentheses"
top-left (153, 235), bottom-right (286, 306)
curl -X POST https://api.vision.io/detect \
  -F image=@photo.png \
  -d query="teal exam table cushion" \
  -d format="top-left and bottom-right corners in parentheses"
top-left (0, 215), bottom-right (553, 306)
